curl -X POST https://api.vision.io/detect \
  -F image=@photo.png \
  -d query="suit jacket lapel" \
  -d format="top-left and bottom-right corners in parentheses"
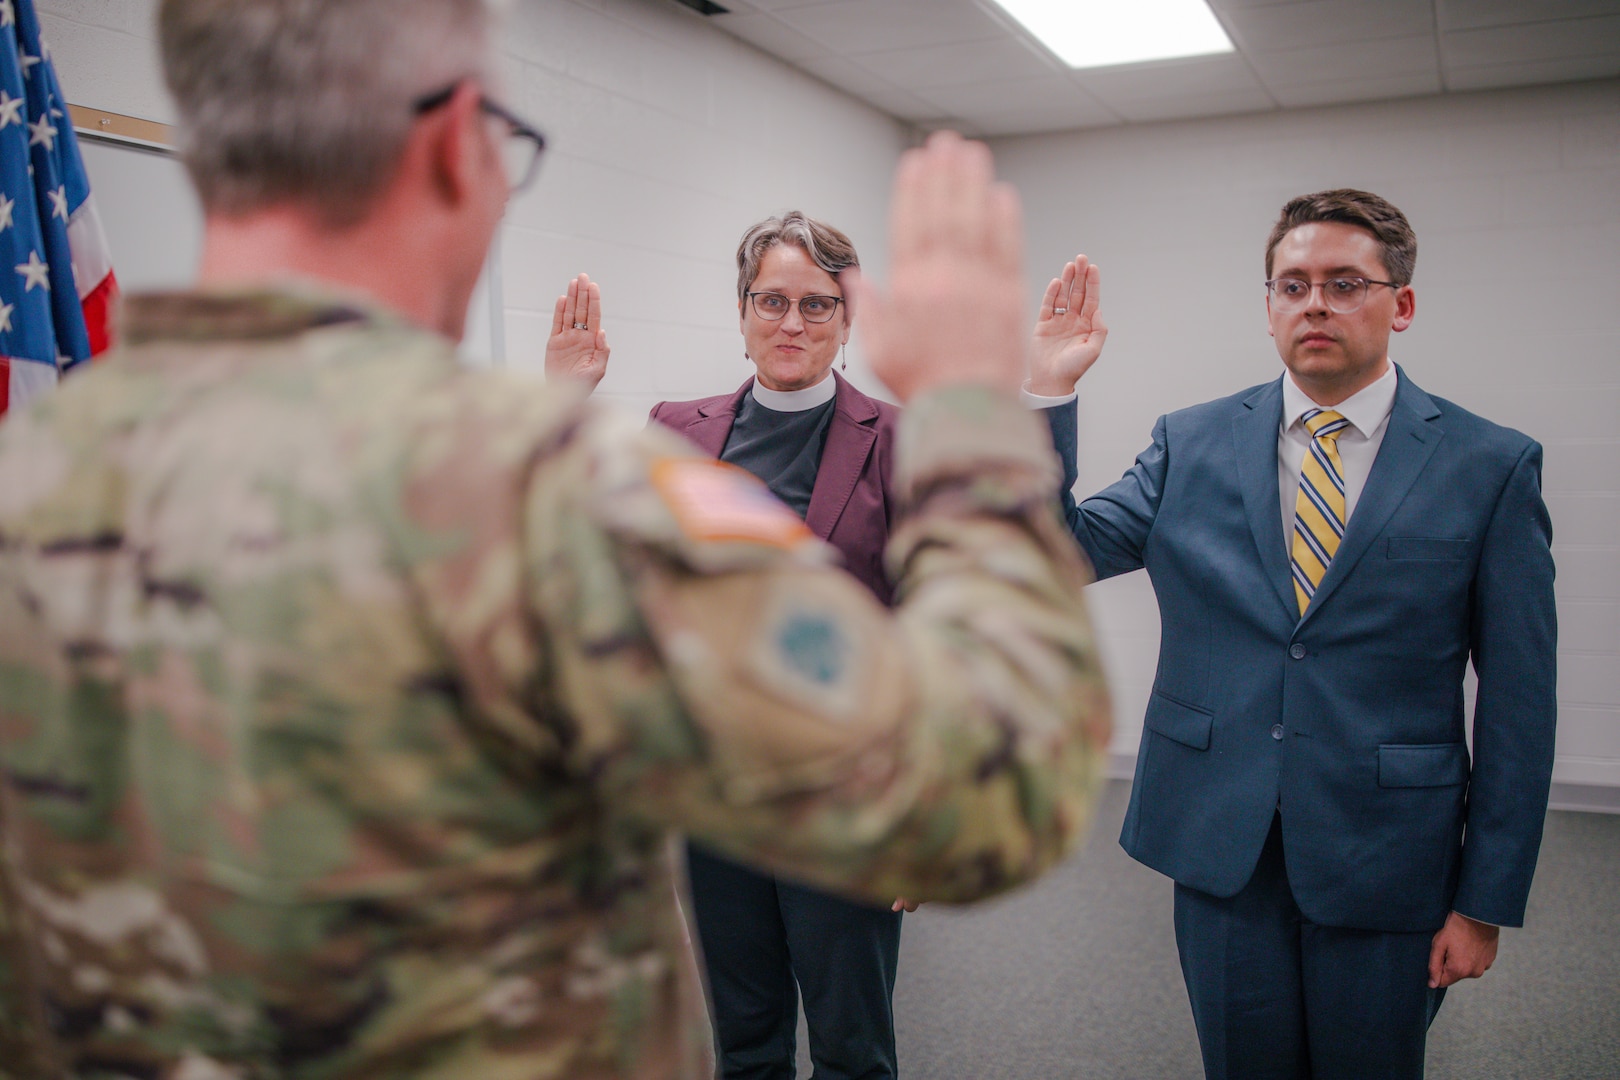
top-left (1299, 367), bottom-right (1443, 628)
top-left (682, 378), bottom-right (752, 458)
top-left (805, 371), bottom-right (878, 540)
top-left (1232, 379), bottom-right (1299, 620)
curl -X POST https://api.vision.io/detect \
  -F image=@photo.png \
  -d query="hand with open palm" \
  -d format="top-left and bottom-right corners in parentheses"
top-left (545, 273), bottom-right (611, 389)
top-left (1029, 255), bottom-right (1107, 397)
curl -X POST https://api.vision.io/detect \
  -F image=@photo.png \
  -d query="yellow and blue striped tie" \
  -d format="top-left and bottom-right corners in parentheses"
top-left (1291, 408), bottom-right (1351, 615)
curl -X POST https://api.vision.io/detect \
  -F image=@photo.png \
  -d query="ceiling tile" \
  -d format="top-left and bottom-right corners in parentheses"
top-left (1222, 0), bottom-right (1434, 53)
top-left (1073, 52), bottom-right (1276, 108)
top-left (1271, 70), bottom-right (1444, 107)
top-left (1249, 34), bottom-right (1439, 88)
top-left (1441, 14), bottom-right (1620, 67)
top-left (956, 96), bottom-right (1124, 137)
top-left (711, 12), bottom-right (829, 62)
top-left (1444, 55), bottom-right (1620, 91)
top-left (730, 0), bottom-right (851, 10)
top-left (846, 35), bottom-right (1061, 88)
top-left (1109, 85), bottom-right (1279, 122)
top-left (1436, 0), bottom-right (1620, 32)
top-left (848, 80), bottom-right (955, 124)
top-left (790, 51), bottom-right (916, 98)
top-left (704, 0), bottom-right (1616, 134)
top-left (771, 0), bottom-right (1009, 54)
top-left (916, 75), bottom-right (1090, 115)
top-left (1209, 0), bottom-right (1324, 9)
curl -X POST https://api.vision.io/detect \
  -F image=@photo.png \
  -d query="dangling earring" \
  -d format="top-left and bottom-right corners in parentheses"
top-left (841, 343), bottom-right (847, 372)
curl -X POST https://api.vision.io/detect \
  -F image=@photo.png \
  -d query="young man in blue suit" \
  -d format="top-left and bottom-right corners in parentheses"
top-left (1029, 191), bottom-right (1556, 1079)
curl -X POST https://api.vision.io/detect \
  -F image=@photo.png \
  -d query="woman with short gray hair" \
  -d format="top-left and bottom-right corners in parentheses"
top-left (547, 211), bottom-right (907, 1080)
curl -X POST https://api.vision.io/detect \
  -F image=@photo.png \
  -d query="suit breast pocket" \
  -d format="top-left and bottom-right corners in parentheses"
top-left (1386, 537), bottom-right (1472, 561)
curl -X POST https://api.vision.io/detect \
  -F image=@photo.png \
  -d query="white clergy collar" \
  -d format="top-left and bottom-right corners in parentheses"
top-left (750, 373), bottom-right (837, 413)
top-left (1282, 360), bottom-right (1398, 440)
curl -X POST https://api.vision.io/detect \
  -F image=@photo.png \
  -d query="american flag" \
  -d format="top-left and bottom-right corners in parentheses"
top-left (0, 0), bottom-right (117, 418)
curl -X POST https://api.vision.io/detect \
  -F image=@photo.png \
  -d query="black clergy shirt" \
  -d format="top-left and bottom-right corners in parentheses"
top-left (718, 390), bottom-right (836, 520)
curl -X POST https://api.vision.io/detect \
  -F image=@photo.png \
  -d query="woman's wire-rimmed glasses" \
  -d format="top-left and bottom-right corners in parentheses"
top-left (745, 291), bottom-right (845, 324)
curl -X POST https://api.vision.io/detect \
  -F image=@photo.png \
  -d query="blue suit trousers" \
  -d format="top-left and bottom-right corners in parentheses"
top-left (1174, 814), bottom-right (1445, 1080)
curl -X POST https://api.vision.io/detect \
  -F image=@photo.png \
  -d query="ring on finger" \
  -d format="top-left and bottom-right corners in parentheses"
top-left (573, 322), bottom-right (588, 330)
top-left (1053, 307), bottom-right (1067, 315)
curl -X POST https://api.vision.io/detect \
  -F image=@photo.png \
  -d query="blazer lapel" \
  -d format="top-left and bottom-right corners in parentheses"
top-left (682, 378), bottom-right (752, 458)
top-left (805, 371), bottom-right (878, 540)
top-left (1232, 379), bottom-right (1298, 620)
top-left (1298, 367), bottom-right (1443, 628)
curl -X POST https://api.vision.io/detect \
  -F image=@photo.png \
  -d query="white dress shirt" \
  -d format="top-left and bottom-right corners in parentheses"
top-left (1277, 361), bottom-right (1398, 548)
top-left (1021, 384), bottom-right (1077, 410)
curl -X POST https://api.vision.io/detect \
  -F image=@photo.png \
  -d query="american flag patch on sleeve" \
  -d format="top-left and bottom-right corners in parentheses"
top-left (649, 458), bottom-right (815, 549)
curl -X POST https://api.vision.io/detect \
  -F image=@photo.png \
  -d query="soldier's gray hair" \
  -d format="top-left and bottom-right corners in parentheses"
top-left (736, 212), bottom-right (860, 304)
top-left (159, 0), bottom-right (498, 226)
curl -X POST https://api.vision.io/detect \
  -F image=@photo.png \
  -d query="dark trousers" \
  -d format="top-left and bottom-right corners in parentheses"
top-left (1173, 814), bottom-right (1446, 1080)
top-left (686, 842), bottom-right (901, 1080)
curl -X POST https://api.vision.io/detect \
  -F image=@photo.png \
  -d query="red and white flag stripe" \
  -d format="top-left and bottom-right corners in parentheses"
top-left (1, 193), bottom-right (118, 416)
top-left (70, 193), bottom-right (118, 358)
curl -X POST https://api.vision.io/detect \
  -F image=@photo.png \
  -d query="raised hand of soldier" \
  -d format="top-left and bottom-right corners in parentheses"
top-left (1029, 254), bottom-right (1108, 397)
top-left (848, 131), bottom-right (1027, 403)
top-left (546, 272), bottom-right (611, 388)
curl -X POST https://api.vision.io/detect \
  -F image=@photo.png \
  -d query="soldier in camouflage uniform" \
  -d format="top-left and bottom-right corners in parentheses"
top-left (0, 1), bottom-right (1110, 1077)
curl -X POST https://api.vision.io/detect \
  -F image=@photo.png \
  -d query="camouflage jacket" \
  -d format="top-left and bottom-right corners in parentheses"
top-left (0, 290), bottom-right (1109, 1079)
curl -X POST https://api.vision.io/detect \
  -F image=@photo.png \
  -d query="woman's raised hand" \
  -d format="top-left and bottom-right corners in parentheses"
top-left (546, 273), bottom-right (611, 389)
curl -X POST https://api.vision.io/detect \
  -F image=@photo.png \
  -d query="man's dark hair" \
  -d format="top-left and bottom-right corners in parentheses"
top-left (1265, 189), bottom-right (1417, 286)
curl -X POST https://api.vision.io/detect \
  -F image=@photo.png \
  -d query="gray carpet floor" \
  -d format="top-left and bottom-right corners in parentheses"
top-left (790, 780), bottom-right (1620, 1078)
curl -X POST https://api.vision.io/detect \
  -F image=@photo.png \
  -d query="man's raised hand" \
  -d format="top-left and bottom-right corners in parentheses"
top-left (1029, 254), bottom-right (1108, 397)
top-left (849, 132), bottom-right (1027, 403)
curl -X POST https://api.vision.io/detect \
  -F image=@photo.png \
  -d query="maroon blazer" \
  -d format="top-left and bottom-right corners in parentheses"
top-left (649, 370), bottom-right (900, 605)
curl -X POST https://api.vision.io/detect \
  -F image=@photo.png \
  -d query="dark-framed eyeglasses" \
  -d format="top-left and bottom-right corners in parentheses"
top-left (745, 291), bottom-right (845, 324)
top-left (1265, 276), bottom-right (1399, 314)
top-left (413, 83), bottom-right (547, 194)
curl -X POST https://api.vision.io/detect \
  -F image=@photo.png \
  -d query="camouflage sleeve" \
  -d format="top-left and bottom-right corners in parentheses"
top-left (526, 386), bottom-right (1110, 905)
top-left (0, 825), bottom-right (49, 1080)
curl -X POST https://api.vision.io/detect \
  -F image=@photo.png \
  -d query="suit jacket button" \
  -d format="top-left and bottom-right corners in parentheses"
top-left (1289, 643), bottom-right (1307, 659)
top-left (1271, 724), bottom-right (1284, 740)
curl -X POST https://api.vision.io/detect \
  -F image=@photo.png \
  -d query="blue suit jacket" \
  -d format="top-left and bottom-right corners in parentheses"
top-left (1046, 366), bottom-right (1556, 932)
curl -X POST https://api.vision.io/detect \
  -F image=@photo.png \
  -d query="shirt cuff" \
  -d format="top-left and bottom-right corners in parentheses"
top-left (1020, 381), bottom-right (1077, 408)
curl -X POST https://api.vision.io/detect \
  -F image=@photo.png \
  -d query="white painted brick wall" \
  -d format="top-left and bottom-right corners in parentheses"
top-left (993, 79), bottom-right (1620, 790)
top-left (491, 0), bottom-right (908, 418)
top-left (34, 0), bottom-right (910, 408)
top-left (36, 1), bottom-right (172, 124)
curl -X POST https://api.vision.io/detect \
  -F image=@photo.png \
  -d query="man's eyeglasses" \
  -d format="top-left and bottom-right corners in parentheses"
top-left (414, 84), bottom-right (547, 194)
top-left (1265, 276), bottom-right (1399, 315)
top-left (746, 292), bottom-right (845, 324)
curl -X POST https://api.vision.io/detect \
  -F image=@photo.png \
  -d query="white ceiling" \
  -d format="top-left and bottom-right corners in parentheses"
top-left (698, 0), bottom-right (1620, 136)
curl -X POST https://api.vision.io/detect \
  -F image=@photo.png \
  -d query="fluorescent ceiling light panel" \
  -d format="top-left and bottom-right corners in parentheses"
top-left (990, 0), bottom-right (1235, 70)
